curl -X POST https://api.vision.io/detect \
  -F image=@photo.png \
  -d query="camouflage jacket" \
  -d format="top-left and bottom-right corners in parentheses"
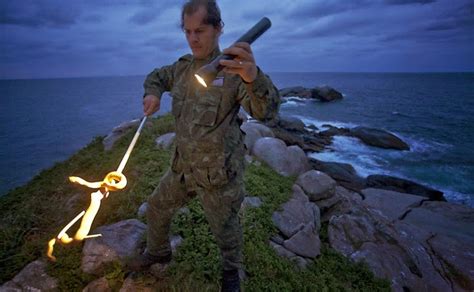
top-left (143, 48), bottom-right (280, 190)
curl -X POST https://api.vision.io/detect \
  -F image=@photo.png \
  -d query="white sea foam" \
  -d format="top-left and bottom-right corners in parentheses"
top-left (295, 116), bottom-right (358, 130)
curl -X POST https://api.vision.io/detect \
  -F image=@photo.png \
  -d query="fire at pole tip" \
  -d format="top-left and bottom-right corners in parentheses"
top-left (47, 116), bottom-right (147, 261)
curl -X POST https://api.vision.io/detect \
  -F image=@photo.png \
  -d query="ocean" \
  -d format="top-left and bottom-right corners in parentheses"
top-left (1, 73), bottom-right (473, 206)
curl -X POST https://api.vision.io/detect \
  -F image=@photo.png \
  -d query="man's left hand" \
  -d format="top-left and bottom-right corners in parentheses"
top-left (219, 42), bottom-right (258, 83)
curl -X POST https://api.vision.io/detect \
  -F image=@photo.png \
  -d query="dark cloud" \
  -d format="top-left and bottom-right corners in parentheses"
top-left (0, 1), bottom-right (81, 28)
top-left (384, 0), bottom-right (436, 5)
top-left (288, 0), bottom-right (371, 18)
top-left (129, 9), bottom-right (160, 25)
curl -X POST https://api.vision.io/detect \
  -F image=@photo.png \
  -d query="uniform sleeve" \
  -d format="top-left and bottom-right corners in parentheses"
top-left (143, 63), bottom-right (176, 99)
top-left (237, 67), bottom-right (280, 122)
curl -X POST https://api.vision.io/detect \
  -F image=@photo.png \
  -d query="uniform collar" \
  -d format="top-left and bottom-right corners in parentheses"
top-left (192, 46), bottom-right (221, 68)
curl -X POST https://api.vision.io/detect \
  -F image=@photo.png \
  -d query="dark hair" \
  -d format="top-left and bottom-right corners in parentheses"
top-left (180, 0), bottom-right (224, 29)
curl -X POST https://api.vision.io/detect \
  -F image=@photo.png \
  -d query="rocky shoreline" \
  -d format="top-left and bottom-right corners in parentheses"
top-left (2, 86), bottom-right (473, 291)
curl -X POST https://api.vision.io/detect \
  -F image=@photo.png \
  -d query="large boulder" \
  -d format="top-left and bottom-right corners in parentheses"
top-left (350, 127), bottom-right (410, 150)
top-left (277, 115), bottom-right (306, 133)
top-left (312, 85), bottom-right (343, 102)
top-left (103, 119), bottom-right (142, 151)
top-left (0, 260), bottom-right (58, 292)
top-left (328, 198), bottom-right (474, 291)
top-left (279, 86), bottom-right (312, 99)
top-left (81, 219), bottom-right (146, 275)
top-left (365, 175), bottom-right (445, 201)
top-left (83, 277), bottom-right (111, 292)
top-left (309, 158), bottom-right (365, 192)
top-left (252, 137), bottom-right (311, 177)
top-left (403, 201), bottom-right (474, 242)
top-left (155, 132), bottom-right (175, 150)
top-left (361, 188), bottom-right (425, 221)
top-left (295, 170), bottom-right (337, 202)
top-left (240, 122), bottom-right (275, 153)
top-left (271, 184), bottom-right (321, 260)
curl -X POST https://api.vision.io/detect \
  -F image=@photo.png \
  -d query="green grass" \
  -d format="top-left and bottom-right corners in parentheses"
top-left (0, 114), bottom-right (390, 291)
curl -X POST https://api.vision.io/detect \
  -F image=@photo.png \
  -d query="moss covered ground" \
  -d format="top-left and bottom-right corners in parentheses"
top-left (0, 114), bottom-right (390, 291)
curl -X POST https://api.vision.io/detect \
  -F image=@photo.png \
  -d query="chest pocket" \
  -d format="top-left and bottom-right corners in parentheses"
top-left (192, 87), bottom-right (222, 127)
top-left (171, 86), bottom-right (185, 119)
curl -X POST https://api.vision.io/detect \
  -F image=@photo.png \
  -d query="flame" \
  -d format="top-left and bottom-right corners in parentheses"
top-left (47, 117), bottom-right (147, 261)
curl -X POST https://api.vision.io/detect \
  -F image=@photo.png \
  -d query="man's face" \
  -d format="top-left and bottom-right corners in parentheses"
top-left (183, 6), bottom-right (221, 60)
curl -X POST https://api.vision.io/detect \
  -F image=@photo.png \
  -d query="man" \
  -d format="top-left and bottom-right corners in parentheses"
top-left (129, 1), bottom-right (280, 291)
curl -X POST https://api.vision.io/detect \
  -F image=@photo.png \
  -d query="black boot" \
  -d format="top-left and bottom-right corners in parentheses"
top-left (221, 269), bottom-right (240, 292)
top-left (127, 251), bottom-right (171, 272)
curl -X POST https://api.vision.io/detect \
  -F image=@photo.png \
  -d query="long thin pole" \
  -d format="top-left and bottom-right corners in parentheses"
top-left (117, 116), bottom-right (147, 174)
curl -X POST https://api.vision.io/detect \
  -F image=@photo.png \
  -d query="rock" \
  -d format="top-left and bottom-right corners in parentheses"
top-left (319, 125), bottom-right (351, 137)
top-left (328, 199), bottom-right (474, 291)
top-left (170, 234), bottom-right (184, 254)
top-left (177, 207), bottom-right (190, 216)
top-left (240, 122), bottom-right (275, 153)
top-left (83, 277), bottom-right (111, 292)
top-left (238, 108), bottom-right (249, 123)
top-left (365, 175), bottom-right (445, 201)
top-left (309, 158), bottom-right (365, 192)
top-left (283, 224), bottom-right (321, 258)
top-left (272, 184), bottom-right (321, 239)
top-left (403, 201), bottom-right (474, 242)
top-left (319, 186), bottom-right (362, 223)
top-left (103, 119), bottom-right (140, 151)
top-left (0, 260), bottom-right (58, 292)
top-left (137, 202), bottom-right (148, 218)
top-left (252, 137), bottom-right (311, 177)
top-left (241, 196), bottom-right (263, 211)
top-left (155, 132), bottom-right (176, 150)
top-left (361, 188), bottom-right (425, 221)
top-left (296, 170), bottom-right (337, 201)
top-left (269, 241), bottom-right (311, 269)
top-left (82, 219), bottom-right (146, 275)
top-left (277, 115), bottom-right (306, 133)
top-left (119, 276), bottom-right (157, 292)
top-left (279, 86), bottom-right (312, 99)
top-left (350, 126), bottom-right (409, 150)
top-left (312, 85), bottom-right (343, 102)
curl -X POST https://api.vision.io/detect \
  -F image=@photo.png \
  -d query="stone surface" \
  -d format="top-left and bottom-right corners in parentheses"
top-left (283, 224), bottom-right (321, 258)
top-left (241, 196), bottom-right (263, 210)
top-left (82, 219), bottom-right (146, 275)
top-left (277, 115), bottom-right (306, 133)
top-left (403, 201), bottom-right (474, 242)
top-left (309, 158), bottom-right (365, 192)
top-left (350, 126), bottom-right (410, 150)
top-left (0, 260), bottom-right (58, 292)
top-left (296, 170), bottom-right (337, 201)
top-left (240, 122), bottom-right (275, 153)
top-left (279, 86), bottom-right (312, 99)
top-left (272, 184), bottom-right (321, 239)
top-left (361, 188), bottom-right (425, 221)
top-left (155, 132), bottom-right (176, 150)
top-left (82, 277), bottom-right (111, 292)
top-left (328, 199), bottom-right (474, 291)
top-left (312, 85), bottom-right (343, 102)
top-left (365, 174), bottom-right (445, 201)
top-left (137, 202), bottom-right (148, 218)
top-left (103, 119), bottom-right (140, 151)
top-left (119, 276), bottom-right (156, 292)
top-left (252, 137), bottom-right (311, 177)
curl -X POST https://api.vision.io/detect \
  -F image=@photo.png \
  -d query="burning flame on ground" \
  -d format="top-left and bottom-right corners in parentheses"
top-left (47, 117), bottom-right (147, 261)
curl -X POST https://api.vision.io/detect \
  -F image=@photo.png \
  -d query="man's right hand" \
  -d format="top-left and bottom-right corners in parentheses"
top-left (143, 95), bottom-right (160, 116)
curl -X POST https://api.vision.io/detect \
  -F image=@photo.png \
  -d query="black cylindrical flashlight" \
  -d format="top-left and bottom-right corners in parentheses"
top-left (195, 17), bottom-right (272, 87)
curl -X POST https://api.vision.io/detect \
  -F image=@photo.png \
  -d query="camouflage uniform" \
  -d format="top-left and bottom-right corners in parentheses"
top-left (143, 48), bottom-right (280, 271)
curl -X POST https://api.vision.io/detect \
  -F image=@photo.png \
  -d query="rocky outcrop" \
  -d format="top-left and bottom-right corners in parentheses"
top-left (252, 137), bottom-right (311, 177)
top-left (271, 184), bottom-right (321, 267)
top-left (279, 86), bottom-right (343, 102)
top-left (0, 260), bottom-right (58, 292)
top-left (309, 158), bottom-right (366, 192)
top-left (295, 170), bottom-right (337, 202)
top-left (350, 127), bottom-right (409, 150)
top-left (82, 277), bottom-right (111, 292)
top-left (103, 119), bottom-right (150, 151)
top-left (312, 86), bottom-right (343, 102)
top-left (366, 175), bottom-right (446, 201)
top-left (81, 219), bottom-right (147, 275)
top-left (240, 122), bottom-right (275, 153)
top-left (155, 132), bottom-right (175, 150)
top-left (328, 188), bottom-right (474, 291)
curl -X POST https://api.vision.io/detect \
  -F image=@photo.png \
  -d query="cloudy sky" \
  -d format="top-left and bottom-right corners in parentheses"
top-left (1, 0), bottom-right (473, 79)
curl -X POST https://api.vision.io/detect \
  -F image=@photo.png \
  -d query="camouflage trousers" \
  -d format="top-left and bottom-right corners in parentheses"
top-left (146, 168), bottom-right (245, 271)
